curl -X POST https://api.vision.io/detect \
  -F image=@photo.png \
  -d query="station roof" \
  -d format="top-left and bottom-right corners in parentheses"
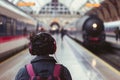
top-left (8, 0), bottom-right (104, 15)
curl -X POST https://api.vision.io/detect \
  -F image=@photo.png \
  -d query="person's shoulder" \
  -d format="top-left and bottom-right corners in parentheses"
top-left (15, 67), bottom-right (28, 80)
top-left (57, 64), bottom-right (72, 80)
top-left (56, 64), bottom-right (69, 71)
top-left (19, 67), bottom-right (26, 73)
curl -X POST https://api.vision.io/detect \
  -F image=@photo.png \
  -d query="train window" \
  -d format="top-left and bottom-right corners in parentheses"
top-left (6, 18), bottom-right (12, 36)
top-left (0, 15), bottom-right (3, 36)
top-left (0, 16), bottom-right (2, 25)
top-left (16, 21), bottom-right (23, 35)
top-left (12, 19), bottom-right (16, 35)
top-left (0, 15), bottom-right (6, 36)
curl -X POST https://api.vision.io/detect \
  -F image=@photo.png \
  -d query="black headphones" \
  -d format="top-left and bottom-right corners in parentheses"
top-left (29, 32), bottom-right (56, 55)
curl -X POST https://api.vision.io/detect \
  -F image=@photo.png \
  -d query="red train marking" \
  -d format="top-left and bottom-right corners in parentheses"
top-left (0, 36), bottom-right (28, 43)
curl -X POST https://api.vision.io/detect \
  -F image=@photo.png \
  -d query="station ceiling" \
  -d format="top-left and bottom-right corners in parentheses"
top-left (8, 0), bottom-right (104, 15)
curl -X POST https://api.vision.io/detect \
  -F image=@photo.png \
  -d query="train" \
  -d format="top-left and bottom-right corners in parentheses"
top-left (49, 22), bottom-right (60, 34)
top-left (0, 13), bottom-right (38, 61)
top-left (65, 15), bottom-right (106, 48)
top-left (104, 20), bottom-right (120, 37)
top-left (0, 13), bottom-right (52, 61)
top-left (0, 15), bottom-right (37, 36)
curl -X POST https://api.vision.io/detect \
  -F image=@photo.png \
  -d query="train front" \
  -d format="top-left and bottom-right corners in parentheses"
top-left (82, 15), bottom-right (105, 47)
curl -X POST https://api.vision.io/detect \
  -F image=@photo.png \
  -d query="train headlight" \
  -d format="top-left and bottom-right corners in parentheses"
top-left (51, 25), bottom-right (58, 31)
top-left (92, 23), bottom-right (98, 30)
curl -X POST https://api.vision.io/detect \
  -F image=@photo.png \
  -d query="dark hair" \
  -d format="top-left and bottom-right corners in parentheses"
top-left (30, 32), bottom-right (56, 55)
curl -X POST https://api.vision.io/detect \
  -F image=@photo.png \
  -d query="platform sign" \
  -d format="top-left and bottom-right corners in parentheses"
top-left (17, 2), bottom-right (35, 7)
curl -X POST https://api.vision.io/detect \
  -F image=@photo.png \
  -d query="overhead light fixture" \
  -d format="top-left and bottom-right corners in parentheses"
top-left (17, 2), bottom-right (35, 7)
top-left (86, 3), bottom-right (101, 7)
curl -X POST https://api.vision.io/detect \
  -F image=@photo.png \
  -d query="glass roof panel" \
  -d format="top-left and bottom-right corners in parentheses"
top-left (8, 0), bottom-right (104, 15)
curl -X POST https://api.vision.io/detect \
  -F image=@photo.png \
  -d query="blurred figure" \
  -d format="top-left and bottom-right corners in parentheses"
top-left (114, 27), bottom-right (120, 41)
top-left (61, 28), bottom-right (67, 40)
top-left (23, 27), bottom-right (27, 36)
top-left (15, 32), bottom-right (72, 80)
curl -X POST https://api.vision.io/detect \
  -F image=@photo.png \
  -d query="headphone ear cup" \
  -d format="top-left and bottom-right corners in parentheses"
top-left (53, 41), bottom-right (56, 53)
top-left (49, 41), bottom-right (56, 54)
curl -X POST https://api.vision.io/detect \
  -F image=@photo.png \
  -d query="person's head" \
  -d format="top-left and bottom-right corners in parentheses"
top-left (29, 32), bottom-right (56, 56)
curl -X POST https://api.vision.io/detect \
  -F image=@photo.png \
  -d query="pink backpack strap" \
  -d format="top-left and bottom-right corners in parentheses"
top-left (26, 64), bottom-right (35, 80)
top-left (53, 64), bottom-right (61, 77)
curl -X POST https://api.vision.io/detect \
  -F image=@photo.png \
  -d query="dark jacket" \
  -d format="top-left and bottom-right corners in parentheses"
top-left (15, 56), bottom-right (72, 80)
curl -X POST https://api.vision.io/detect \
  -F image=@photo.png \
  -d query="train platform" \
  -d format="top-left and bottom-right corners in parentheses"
top-left (0, 34), bottom-right (120, 80)
top-left (54, 35), bottom-right (120, 80)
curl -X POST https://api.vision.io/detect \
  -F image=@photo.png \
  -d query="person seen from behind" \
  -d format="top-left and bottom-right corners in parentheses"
top-left (15, 32), bottom-right (72, 80)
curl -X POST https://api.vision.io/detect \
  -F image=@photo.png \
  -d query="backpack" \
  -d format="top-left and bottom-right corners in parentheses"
top-left (26, 64), bottom-right (61, 80)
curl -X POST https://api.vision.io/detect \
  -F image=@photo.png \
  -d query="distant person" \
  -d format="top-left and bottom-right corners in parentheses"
top-left (15, 32), bottom-right (72, 80)
top-left (61, 28), bottom-right (67, 40)
top-left (119, 28), bottom-right (120, 40)
top-left (114, 27), bottom-right (120, 41)
top-left (23, 27), bottom-right (27, 36)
